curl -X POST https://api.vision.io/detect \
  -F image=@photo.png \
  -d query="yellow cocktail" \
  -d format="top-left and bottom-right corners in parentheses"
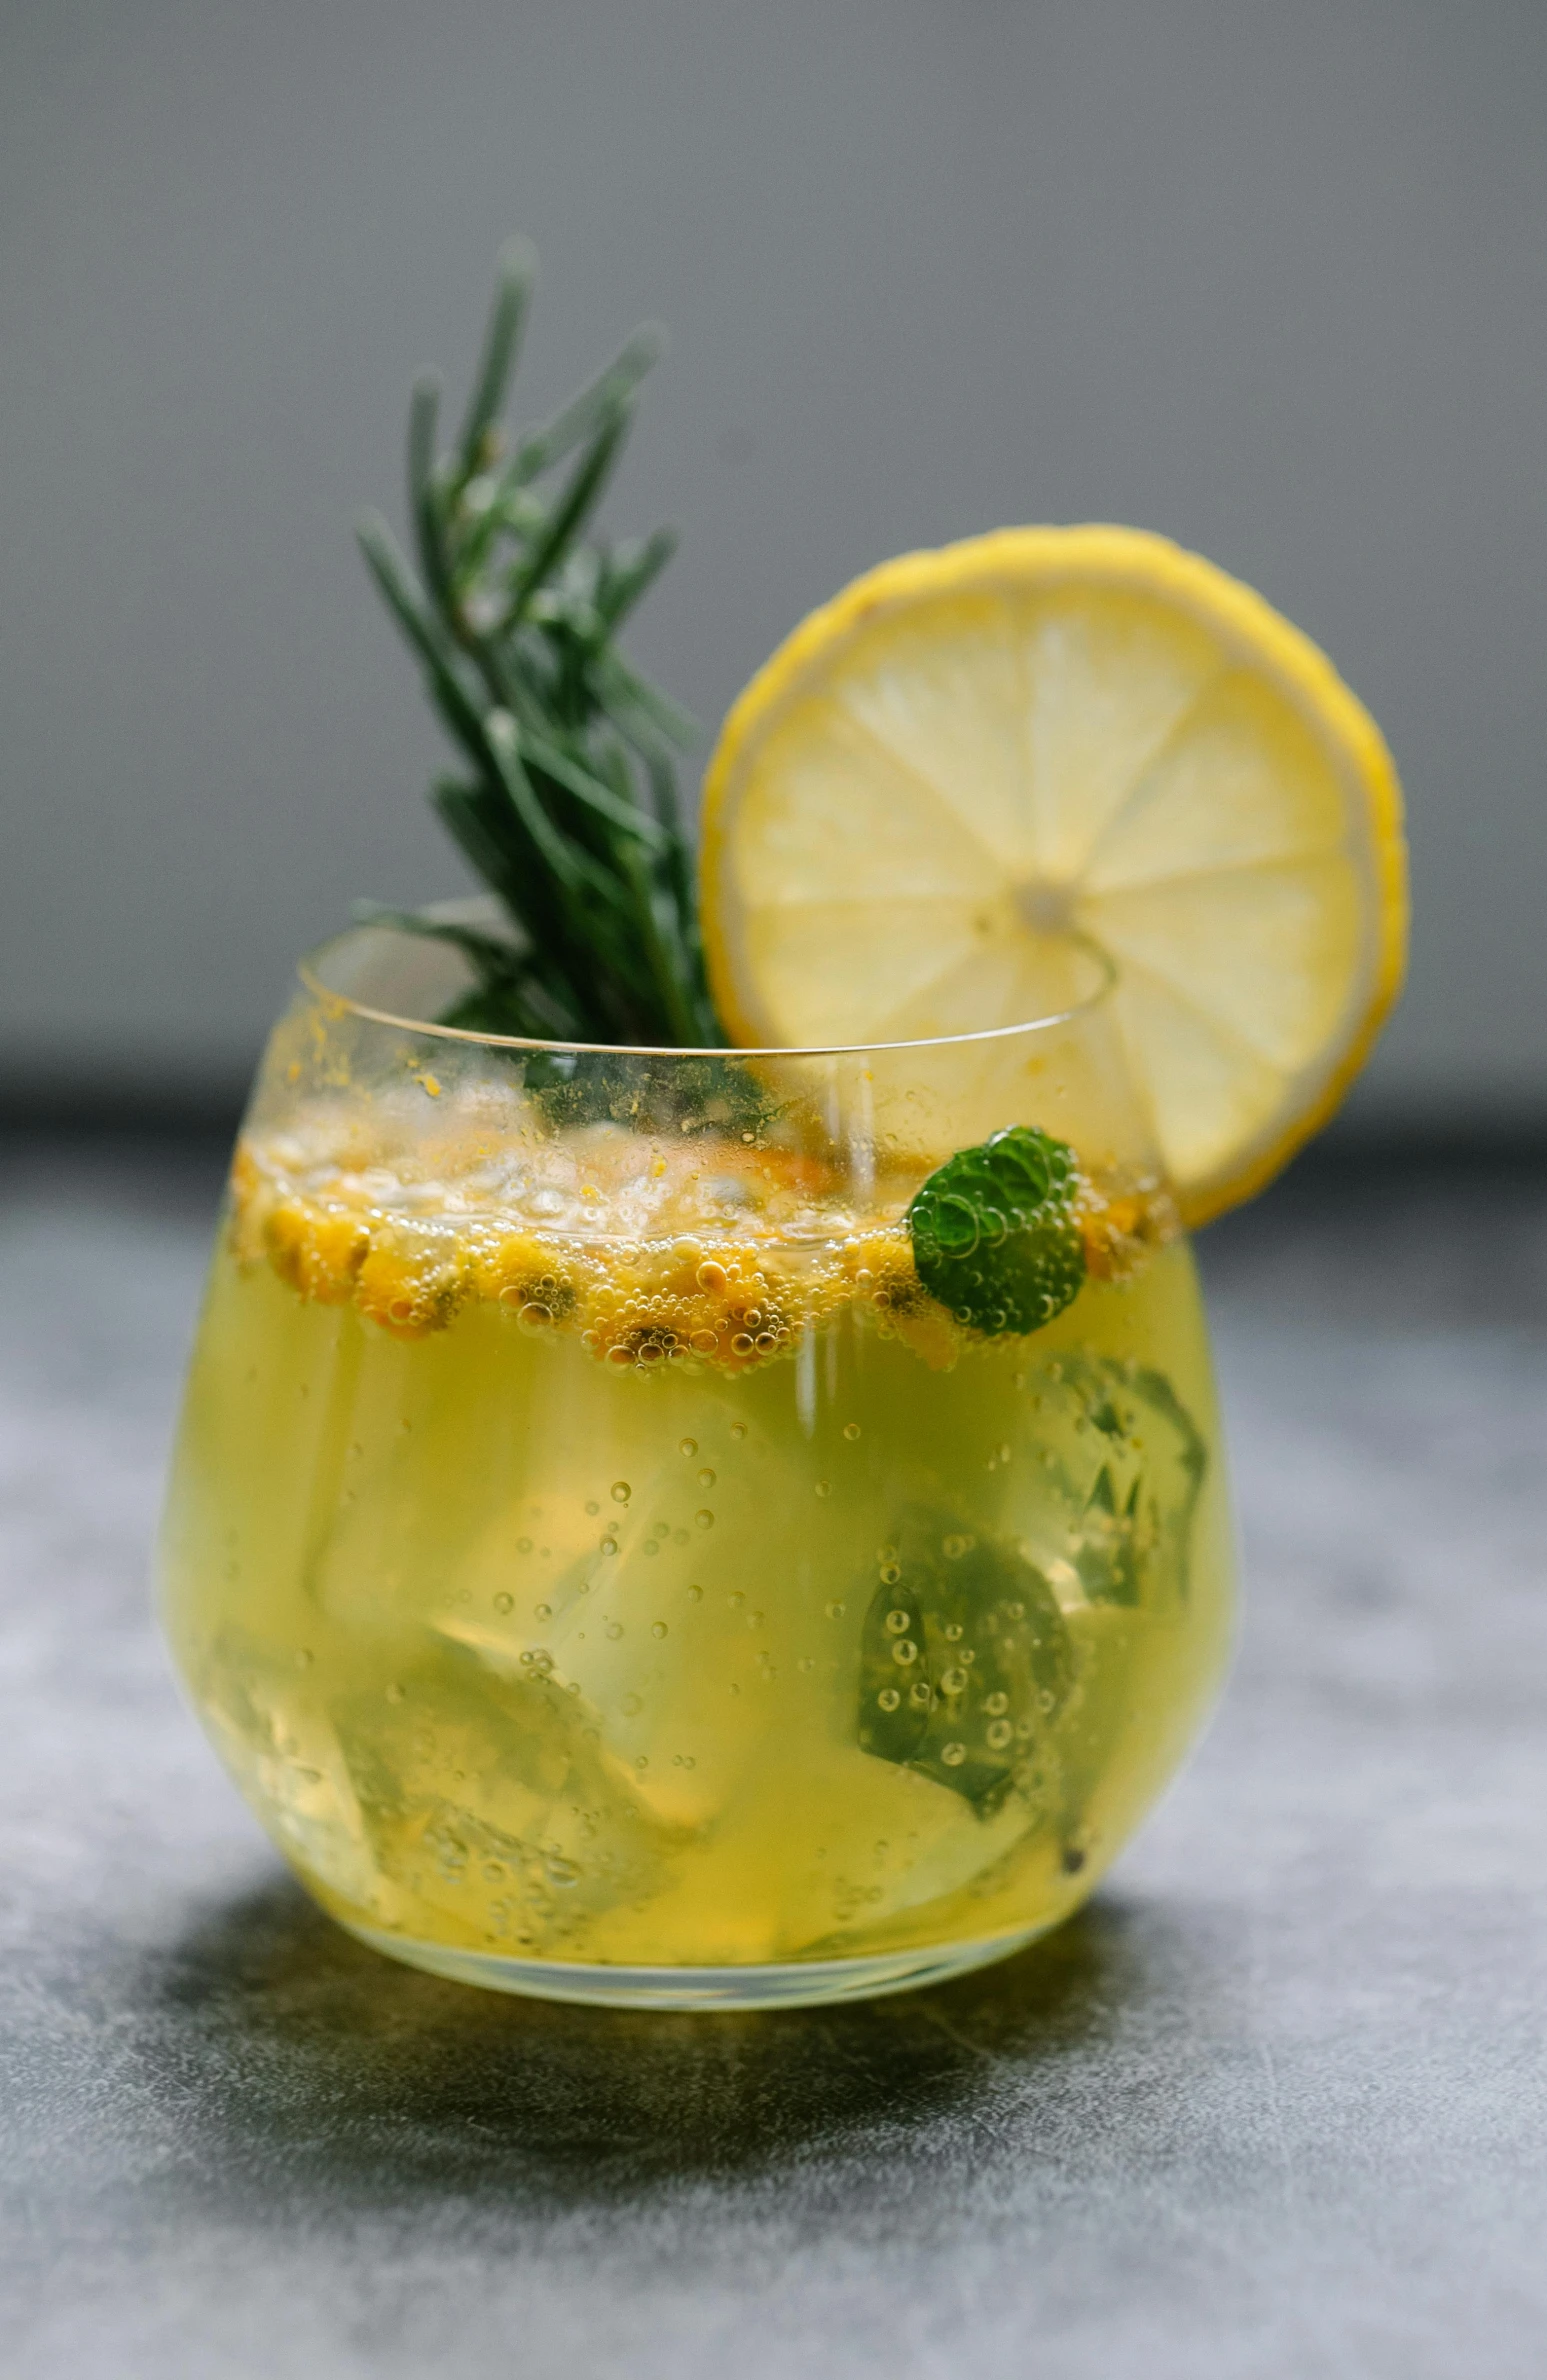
top-left (159, 929), bottom-right (1233, 2005)
top-left (157, 249), bottom-right (1407, 2006)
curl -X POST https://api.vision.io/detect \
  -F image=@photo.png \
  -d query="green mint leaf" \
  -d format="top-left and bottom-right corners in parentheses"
top-left (856, 1509), bottom-right (1074, 1814)
top-left (906, 1125), bottom-right (1086, 1336)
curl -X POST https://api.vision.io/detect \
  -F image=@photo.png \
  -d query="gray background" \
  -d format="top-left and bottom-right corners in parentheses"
top-left (2, 0), bottom-right (1546, 1123)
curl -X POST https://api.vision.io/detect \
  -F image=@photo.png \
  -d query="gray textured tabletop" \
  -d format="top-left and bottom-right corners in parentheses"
top-left (2, 1135), bottom-right (1544, 2380)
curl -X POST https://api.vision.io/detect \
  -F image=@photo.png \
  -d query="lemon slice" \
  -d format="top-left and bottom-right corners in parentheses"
top-left (699, 526), bottom-right (1407, 1224)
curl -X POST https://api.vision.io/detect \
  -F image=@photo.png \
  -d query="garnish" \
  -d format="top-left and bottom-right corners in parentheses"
top-left (697, 524), bottom-right (1407, 1224)
top-left (356, 240), bottom-right (720, 1048)
top-left (906, 1126), bottom-right (1086, 1336)
top-left (856, 1509), bottom-right (1074, 1812)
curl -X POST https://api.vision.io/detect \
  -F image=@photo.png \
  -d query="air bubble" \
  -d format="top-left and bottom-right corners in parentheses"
top-left (944, 1621), bottom-right (963, 1641)
top-left (730, 1422), bottom-right (748, 1441)
top-left (884, 1609), bottom-right (910, 1635)
top-left (651, 1622), bottom-right (668, 1640)
top-left (620, 1692), bottom-right (643, 1716)
top-left (843, 1422), bottom-right (861, 1441)
top-left (687, 1584), bottom-right (704, 1603)
top-left (697, 1468), bottom-right (716, 1489)
top-left (493, 1592), bottom-right (513, 1615)
top-left (941, 1741), bottom-right (967, 1767)
top-left (611, 1481), bottom-right (631, 1504)
top-left (940, 1666), bottom-right (968, 1696)
top-left (985, 1690), bottom-right (1009, 1716)
top-left (679, 1438), bottom-right (698, 1458)
top-left (878, 1687), bottom-right (901, 1712)
top-left (825, 1600), bottom-right (847, 1620)
top-left (908, 1680), bottom-right (932, 1709)
top-left (517, 1536), bottom-right (533, 1555)
top-left (814, 1479), bottom-right (831, 1498)
top-left (891, 1639), bottom-right (919, 1667)
top-left (605, 1621), bottom-right (624, 1640)
top-left (695, 1509), bottom-right (715, 1530)
top-left (987, 1719), bottom-right (1013, 1750)
top-left (943, 1534), bottom-right (969, 1559)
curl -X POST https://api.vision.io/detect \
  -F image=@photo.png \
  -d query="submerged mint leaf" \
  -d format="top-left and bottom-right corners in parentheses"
top-left (906, 1125), bottom-right (1086, 1336)
top-left (856, 1510), bottom-right (1075, 1814)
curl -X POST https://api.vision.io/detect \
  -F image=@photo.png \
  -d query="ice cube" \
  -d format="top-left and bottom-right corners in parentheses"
top-left (437, 1422), bottom-right (823, 1834)
top-left (331, 1650), bottom-right (675, 1952)
top-left (1015, 1355), bottom-right (1207, 1609)
top-left (195, 1630), bottom-right (379, 1908)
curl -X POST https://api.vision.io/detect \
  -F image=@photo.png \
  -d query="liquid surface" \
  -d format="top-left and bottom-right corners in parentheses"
top-left (159, 1126), bottom-right (1233, 1972)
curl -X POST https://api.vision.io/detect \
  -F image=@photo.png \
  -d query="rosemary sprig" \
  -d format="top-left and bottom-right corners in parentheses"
top-left (356, 239), bottom-right (721, 1048)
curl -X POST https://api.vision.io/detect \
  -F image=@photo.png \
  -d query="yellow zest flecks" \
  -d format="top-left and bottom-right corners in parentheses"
top-left (228, 1123), bottom-right (1174, 1374)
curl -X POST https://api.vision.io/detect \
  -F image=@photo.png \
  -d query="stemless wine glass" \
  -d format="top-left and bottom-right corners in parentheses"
top-left (158, 919), bottom-right (1234, 2009)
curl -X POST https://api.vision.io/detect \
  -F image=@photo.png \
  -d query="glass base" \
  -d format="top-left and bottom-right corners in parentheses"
top-left (336, 1915), bottom-right (1047, 2010)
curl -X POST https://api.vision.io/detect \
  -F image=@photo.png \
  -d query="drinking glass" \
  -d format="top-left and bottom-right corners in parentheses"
top-left (159, 918), bottom-right (1234, 2008)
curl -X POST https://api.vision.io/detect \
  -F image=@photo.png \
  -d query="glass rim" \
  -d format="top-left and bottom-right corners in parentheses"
top-left (297, 918), bottom-right (1118, 1062)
